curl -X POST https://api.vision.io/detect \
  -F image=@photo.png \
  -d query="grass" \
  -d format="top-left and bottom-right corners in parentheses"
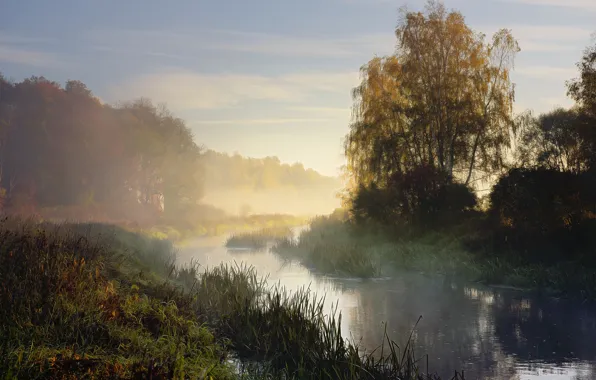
top-left (225, 227), bottom-right (294, 250)
top-left (272, 215), bottom-right (596, 299)
top-left (36, 204), bottom-right (309, 245)
top-left (0, 217), bottom-right (462, 379)
top-left (272, 216), bottom-right (388, 278)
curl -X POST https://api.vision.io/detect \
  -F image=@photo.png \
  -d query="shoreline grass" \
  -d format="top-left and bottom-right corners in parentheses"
top-left (0, 217), bottom-right (460, 379)
top-left (225, 227), bottom-right (295, 250)
top-left (271, 215), bottom-right (596, 300)
top-left (35, 209), bottom-right (308, 245)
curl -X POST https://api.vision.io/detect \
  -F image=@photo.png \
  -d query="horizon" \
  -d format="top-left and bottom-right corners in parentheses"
top-left (1, 0), bottom-right (594, 177)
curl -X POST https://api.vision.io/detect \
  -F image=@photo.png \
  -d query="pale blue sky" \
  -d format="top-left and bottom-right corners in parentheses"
top-left (1, 0), bottom-right (594, 176)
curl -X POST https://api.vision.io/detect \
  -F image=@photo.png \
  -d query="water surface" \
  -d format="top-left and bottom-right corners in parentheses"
top-left (178, 231), bottom-right (596, 380)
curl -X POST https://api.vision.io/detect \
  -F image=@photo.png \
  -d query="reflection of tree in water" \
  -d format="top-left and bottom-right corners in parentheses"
top-left (325, 273), bottom-right (596, 380)
top-left (490, 292), bottom-right (596, 365)
top-left (329, 274), bottom-right (513, 379)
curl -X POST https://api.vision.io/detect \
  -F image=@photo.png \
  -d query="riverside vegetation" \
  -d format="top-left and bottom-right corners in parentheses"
top-left (225, 226), bottom-right (294, 250)
top-left (0, 217), bottom-right (464, 379)
top-left (272, 211), bottom-right (596, 299)
top-left (266, 1), bottom-right (596, 300)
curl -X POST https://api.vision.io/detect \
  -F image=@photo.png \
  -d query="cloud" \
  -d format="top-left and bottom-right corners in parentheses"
top-left (0, 33), bottom-right (60, 67)
top-left (108, 69), bottom-right (360, 110)
top-left (474, 24), bottom-right (592, 52)
top-left (540, 96), bottom-right (574, 108)
top-left (192, 106), bottom-right (352, 126)
top-left (499, 0), bottom-right (596, 10)
top-left (286, 106), bottom-right (351, 117)
top-left (515, 65), bottom-right (578, 80)
top-left (85, 28), bottom-right (394, 59)
top-left (0, 34), bottom-right (55, 45)
top-left (0, 45), bottom-right (60, 67)
top-left (193, 118), bottom-right (334, 125)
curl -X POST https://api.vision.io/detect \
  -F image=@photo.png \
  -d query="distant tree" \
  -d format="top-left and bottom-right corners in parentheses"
top-left (0, 76), bottom-right (206, 223)
top-left (515, 108), bottom-right (596, 173)
top-left (201, 150), bottom-right (340, 191)
top-left (568, 40), bottom-right (596, 117)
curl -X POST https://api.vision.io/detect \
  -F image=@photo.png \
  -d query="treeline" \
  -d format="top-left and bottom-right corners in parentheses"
top-left (0, 74), bottom-right (336, 227)
top-left (202, 150), bottom-right (341, 192)
top-left (344, 1), bottom-right (596, 262)
top-left (0, 75), bottom-right (204, 225)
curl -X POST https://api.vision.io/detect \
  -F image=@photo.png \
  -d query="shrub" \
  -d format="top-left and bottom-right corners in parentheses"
top-left (351, 165), bottom-right (477, 229)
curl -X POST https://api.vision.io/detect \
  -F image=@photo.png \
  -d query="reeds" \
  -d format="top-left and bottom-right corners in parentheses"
top-left (226, 227), bottom-right (294, 250)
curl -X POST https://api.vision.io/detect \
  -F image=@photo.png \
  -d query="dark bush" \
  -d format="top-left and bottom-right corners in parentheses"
top-left (489, 168), bottom-right (596, 233)
top-left (484, 168), bottom-right (596, 262)
top-left (351, 165), bottom-right (477, 229)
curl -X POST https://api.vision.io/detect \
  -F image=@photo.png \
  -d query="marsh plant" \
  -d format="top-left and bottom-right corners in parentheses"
top-left (225, 226), bottom-right (294, 250)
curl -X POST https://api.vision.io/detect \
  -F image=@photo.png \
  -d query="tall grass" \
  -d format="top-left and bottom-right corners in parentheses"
top-left (0, 217), bottom-right (462, 379)
top-left (0, 217), bottom-right (234, 379)
top-left (226, 227), bottom-right (294, 250)
top-left (149, 214), bottom-right (308, 244)
top-left (272, 217), bottom-right (385, 278)
top-left (182, 262), bottom-right (463, 380)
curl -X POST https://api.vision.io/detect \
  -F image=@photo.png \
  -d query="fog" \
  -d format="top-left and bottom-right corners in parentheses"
top-left (201, 185), bottom-right (342, 216)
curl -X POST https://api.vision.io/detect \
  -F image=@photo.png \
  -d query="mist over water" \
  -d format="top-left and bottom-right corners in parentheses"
top-left (178, 228), bottom-right (596, 380)
top-left (201, 186), bottom-right (341, 216)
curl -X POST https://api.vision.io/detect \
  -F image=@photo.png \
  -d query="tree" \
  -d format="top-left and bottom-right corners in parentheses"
top-left (0, 76), bottom-right (207, 223)
top-left (344, 1), bottom-right (519, 188)
top-left (568, 40), bottom-right (596, 117)
top-left (515, 108), bottom-right (596, 173)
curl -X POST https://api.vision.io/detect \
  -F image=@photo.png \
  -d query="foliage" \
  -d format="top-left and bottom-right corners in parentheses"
top-left (0, 76), bottom-right (332, 233)
top-left (344, 0), bottom-right (519, 190)
top-left (350, 165), bottom-right (477, 228)
top-left (489, 168), bottom-right (596, 231)
top-left (273, 215), bottom-right (384, 277)
top-left (202, 150), bottom-right (342, 192)
top-left (515, 108), bottom-right (596, 173)
top-left (568, 41), bottom-right (596, 117)
top-left (0, 77), bottom-right (202, 224)
top-left (275, 215), bottom-right (596, 300)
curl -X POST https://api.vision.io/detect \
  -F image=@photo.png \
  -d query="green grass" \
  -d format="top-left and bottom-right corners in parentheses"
top-left (272, 215), bottom-right (596, 299)
top-left (0, 218), bottom-right (234, 379)
top-left (36, 205), bottom-right (308, 245)
top-left (0, 217), bottom-right (462, 379)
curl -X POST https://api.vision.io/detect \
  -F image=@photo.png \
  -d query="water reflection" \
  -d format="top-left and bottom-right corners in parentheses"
top-left (177, 235), bottom-right (596, 380)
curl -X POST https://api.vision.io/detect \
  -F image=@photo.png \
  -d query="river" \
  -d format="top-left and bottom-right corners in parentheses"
top-left (177, 228), bottom-right (596, 380)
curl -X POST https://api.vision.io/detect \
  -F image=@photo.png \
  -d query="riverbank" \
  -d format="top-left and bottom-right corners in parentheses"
top-left (32, 204), bottom-right (309, 245)
top-left (0, 218), bottom-right (459, 379)
top-left (271, 215), bottom-right (596, 300)
top-left (143, 213), bottom-right (308, 244)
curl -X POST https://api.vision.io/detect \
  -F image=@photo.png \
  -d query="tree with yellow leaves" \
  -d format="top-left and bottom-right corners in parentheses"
top-left (345, 0), bottom-right (519, 189)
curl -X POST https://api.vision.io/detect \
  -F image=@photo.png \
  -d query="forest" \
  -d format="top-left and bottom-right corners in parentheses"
top-left (202, 150), bottom-right (340, 192)
top-left (0, 77), bottom-right (337, 233)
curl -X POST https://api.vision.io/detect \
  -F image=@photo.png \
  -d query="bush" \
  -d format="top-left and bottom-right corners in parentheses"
top-left (489, 168), bottom-right (595, 232)
top-left (482, 168), bottom-right (596, 262)
top-left (351, 165), bottom-right (477, 229)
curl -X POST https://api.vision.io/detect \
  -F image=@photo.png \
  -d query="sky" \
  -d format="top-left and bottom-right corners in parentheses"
top-left (1, 0), bottom-right (594, 177)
